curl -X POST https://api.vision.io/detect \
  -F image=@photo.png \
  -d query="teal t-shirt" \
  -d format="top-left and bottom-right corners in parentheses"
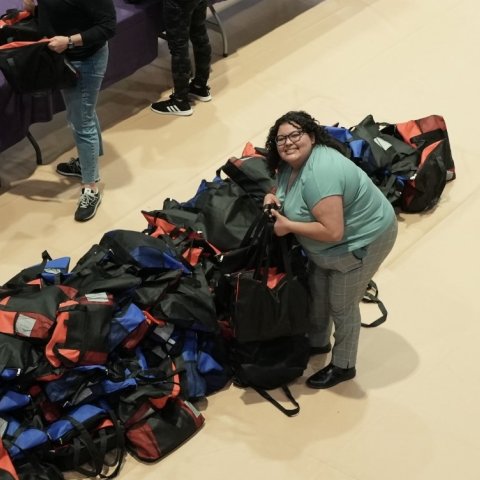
top-left (276, 145), bottom-right (395, 256)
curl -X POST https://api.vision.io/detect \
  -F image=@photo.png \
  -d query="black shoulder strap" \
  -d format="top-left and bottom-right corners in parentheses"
top-left (252, 385), bottom-right (300, 417)
top-left (361, 280), bottom-right (387, 328)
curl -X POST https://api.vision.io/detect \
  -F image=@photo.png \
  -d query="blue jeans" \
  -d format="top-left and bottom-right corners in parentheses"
top-left (62, 44), bottom-right (109, 184)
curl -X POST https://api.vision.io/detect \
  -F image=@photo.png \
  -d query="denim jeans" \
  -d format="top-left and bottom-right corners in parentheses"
top-left (62, 44), bottom-right (109, 184)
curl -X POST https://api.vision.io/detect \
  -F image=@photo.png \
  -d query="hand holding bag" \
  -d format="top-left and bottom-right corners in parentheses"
top-left (229, 219), bottom-right (309, 343)
top-left (0, 10), bottom-right (79, 93)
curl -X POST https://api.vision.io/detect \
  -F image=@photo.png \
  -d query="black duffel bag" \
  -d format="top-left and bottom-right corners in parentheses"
top-left (0, 38), bottom-right (78, 93)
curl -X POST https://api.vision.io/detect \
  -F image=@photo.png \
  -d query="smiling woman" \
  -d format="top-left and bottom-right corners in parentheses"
top-left (263, 110), bottom-right (398, 389)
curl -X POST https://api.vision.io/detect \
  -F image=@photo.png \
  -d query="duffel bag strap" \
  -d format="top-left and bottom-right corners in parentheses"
top-left (361, 280), bottom-right (387, 328)
top-left (252, 385), bottom-right (300, 417)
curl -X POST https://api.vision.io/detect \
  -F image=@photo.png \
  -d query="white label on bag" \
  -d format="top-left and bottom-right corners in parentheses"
top-left (373, 136), bottom-right (392, 151)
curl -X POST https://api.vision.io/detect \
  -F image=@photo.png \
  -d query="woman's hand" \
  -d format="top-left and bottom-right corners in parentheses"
top-left (263, 193), bottom-right (281, 211)
top-left (269, 209), bottom-right (291, 237)
top-left (23, 0), bottom-right (36, 13)
top-left (47, 36), bottom-right (69, 53)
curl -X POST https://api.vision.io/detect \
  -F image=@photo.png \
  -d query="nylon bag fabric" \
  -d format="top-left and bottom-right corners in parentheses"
top-left (217, 142), bottom-right (276, 199)
top-left (0, 9), bottom-right (44, 44)
top-left (163, 177), bottom-right (262, 252)
top-left (395, 113), bottom-right (455, 181)
top-left (0, 285), bottom-right (72, 340)
top-left (384, 113), bottom-right (455, 212)
top-left (0, 334), bottom-right (40, 381)
top-left (195, 180), bottom-right (261, 251)
top-left (149, 264), bottom-right (218, 333)
top-left (45, 404), bottom-right (125, 478)
top-left (0, 39), bottom-right (78, 93)
top-left (45, 294), bottom-right (115, 368)
top-left (99, 229), bottom-right (190, 274)
top-left (0, 437), bottom-right (17, 480)
top-left (349, 114), bottom-right (419, 176)
top-left (400, 139), bottom-right (448, 212)
top-left (228, 222), bottom-right (309, 343)
top-left (125, 397), bottom-right (205, 463)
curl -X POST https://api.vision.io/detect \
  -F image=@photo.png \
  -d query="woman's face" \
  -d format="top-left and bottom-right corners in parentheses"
top-left (275, 122), bottom-right (314, 170)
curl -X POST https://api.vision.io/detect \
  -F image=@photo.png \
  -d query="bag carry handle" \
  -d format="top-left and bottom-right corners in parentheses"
top-left (361, 280), bottom-right (387, 328)
top-left (252, 385), bottom-right (300, 417)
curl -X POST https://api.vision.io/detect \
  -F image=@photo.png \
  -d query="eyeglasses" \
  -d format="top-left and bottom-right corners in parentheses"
top-left (275, 130), bottom-right (304, 146)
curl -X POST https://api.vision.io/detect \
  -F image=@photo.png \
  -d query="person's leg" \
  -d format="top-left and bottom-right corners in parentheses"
top-left (188, 0), bottom-right (212, 101)
top-left (329, 221), bottom-right (398, 368)
top-left (62, 45), bottom-right (108, 185)
top-left (151, 0), bottom-right (195, 115)
top-left (61, 44), bottom-right (108, 221)
top-left (166, 0), bottom-right (194, 101)
top-left (307, 220), bottom-right (398, 387)
top-left (307, 261), bottom-right (332, 352)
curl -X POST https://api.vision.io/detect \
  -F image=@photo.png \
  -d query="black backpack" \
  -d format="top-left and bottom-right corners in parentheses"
top-left (223, 220), bottom-right (310, 416)
top-left (230, 335), bottom-right (310, 417)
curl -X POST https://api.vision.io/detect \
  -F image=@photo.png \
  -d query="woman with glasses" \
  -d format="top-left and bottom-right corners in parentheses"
top-left (264, 111), bottom-right (398, 389)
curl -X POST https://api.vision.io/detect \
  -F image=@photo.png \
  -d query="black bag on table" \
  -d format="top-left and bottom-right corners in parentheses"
top-left (0, 8), bottom-right (78, 93)
top-left (0, 9), bottom-right (43, 44)
top-left (0, 39), bottom-right (78, 93)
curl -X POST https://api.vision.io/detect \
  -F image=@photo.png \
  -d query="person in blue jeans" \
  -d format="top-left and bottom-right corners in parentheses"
top-left (264, 111), bottom-right (398, 389)
top-left (151, 0), bottom-right (212, 116)
top-left (23, 0), bottom-right (116, 221)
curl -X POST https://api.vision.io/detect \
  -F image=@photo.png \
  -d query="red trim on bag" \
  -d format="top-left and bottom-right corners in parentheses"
top-left (396, 121), bottom-right (422, 146)
top-left (0, 310), bottom-right (15, 335)
top-left (0, 438), bottom-right (19, 480)
top-left (126, 424), bottom-right (162, 461)
top-left (241, 141), bottom-right (263, 157)
top-left (266, 268), bottom-right (285, 289)
top-left (182, 247), bottom-right (202, 266)
top-left (58, 285), bottom-right (78, 299)
top-left (0, 9), bottom-right (31, 27)
top-left (121, 321), bottom-right (151, 350)
top-left (143, 310), bottom-right (167, 326)
top-left (416, 114), bottom-right (446, 133)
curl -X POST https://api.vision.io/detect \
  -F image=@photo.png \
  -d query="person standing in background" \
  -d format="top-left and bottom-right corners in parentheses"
top-left (151, 0), bottom-right (212, 116)
top-left (23, 0), bottom-right (116, 222)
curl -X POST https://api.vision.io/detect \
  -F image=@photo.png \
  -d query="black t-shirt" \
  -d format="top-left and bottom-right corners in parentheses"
top-left (38, 0), bottom-right (116, 60)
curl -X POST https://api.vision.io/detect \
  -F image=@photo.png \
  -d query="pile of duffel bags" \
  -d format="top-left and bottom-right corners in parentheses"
top-left (328, 113), bottom-right (455, 212)
top-left (0, 114), bottom-right (455, 478)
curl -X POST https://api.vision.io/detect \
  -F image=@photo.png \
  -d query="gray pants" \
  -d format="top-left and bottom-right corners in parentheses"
top-left (307, 220), bottom-right (398, 368)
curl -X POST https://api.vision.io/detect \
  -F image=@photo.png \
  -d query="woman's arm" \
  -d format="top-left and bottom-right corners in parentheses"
top-left (270, 195), bottom-right (345, 242)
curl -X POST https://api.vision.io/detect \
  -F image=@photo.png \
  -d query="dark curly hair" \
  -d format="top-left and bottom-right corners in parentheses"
top-left (265, 111), bottom-right (349, 172)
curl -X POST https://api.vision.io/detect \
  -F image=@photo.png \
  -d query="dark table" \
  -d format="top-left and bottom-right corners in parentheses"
top-left (0, 0), bottom-right (164, 158)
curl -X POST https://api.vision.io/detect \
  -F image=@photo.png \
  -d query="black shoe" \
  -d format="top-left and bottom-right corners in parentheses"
top-left (74, 187), bottom-right (101, 222)
top-left (150, 96), bottom-right (193, 116)
top-left (306, 363), bottom-right (356, 389)
top-left (56, 157), bottom-right (82, 178)
top-left (188, 83), bottom-right (212, 102)
top-left (309, 343), bottom-right (331, 356)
